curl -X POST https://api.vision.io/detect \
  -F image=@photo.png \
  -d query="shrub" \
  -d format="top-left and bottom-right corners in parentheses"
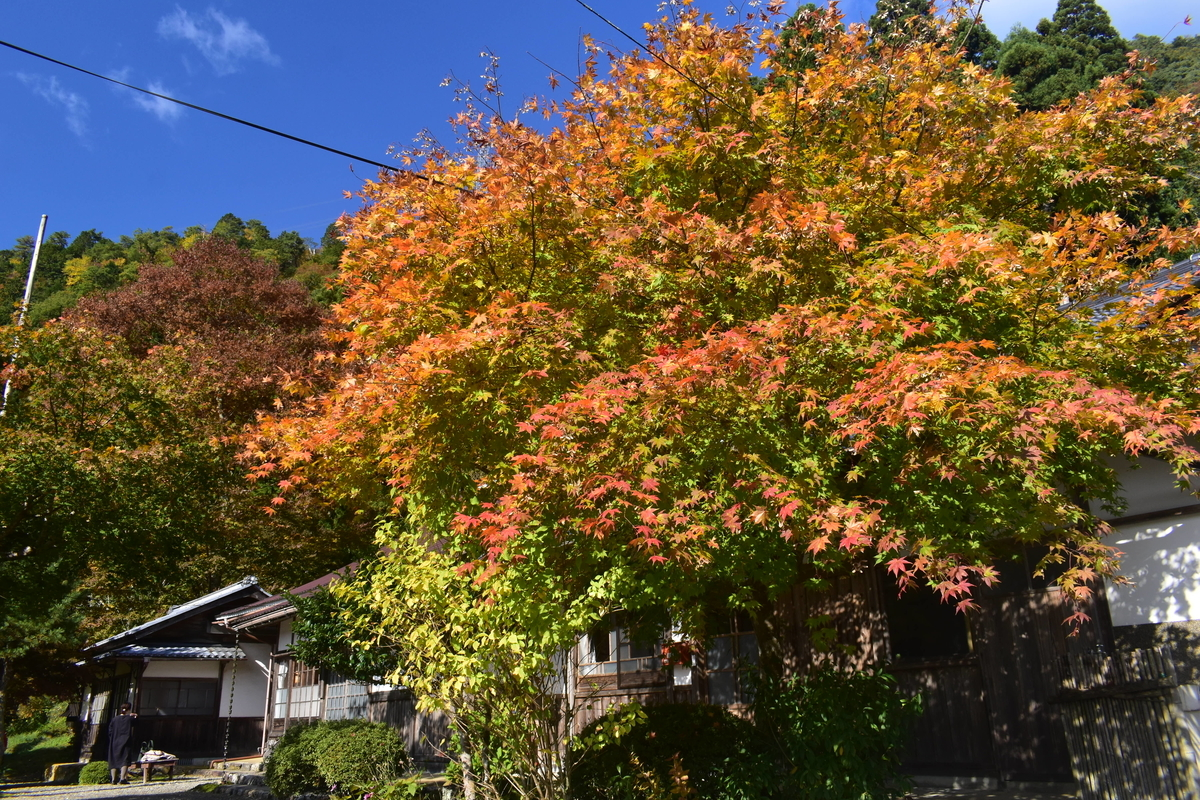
top-left (314, 721), bottom-right (408, 789)
top-left (264, 722), bottom-right (325, 798)
top-left (753, 667), bottom-right (919, 800)
top-left (572, 702), bottom-right (775, 800)
top-left (79, 760), bottom-right (112, 785)
top-left (264, 719), bottom-right (409, 797)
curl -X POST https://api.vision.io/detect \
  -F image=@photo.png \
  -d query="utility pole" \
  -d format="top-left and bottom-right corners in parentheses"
top-left (0, 214), bottom-right (48, 416)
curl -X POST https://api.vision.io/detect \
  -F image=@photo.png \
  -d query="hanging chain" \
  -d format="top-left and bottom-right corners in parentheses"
top-left (222, 629), bottom-right (240, 771)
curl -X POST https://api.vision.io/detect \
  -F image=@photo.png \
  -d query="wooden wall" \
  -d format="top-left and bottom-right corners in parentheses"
top-left (1061, 694), bottom-right (1199, 800)
top-left (83, 717), bottom-right (262, 761)
top-left (971, 589), bottom-right (1104, 782)
top-left (368, 690), bottom-right (450, 771)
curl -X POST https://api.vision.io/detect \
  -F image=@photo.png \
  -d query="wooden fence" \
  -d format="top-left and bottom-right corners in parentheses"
top-left (1058, 646), bottom-right (1199, 800)
top-left (368, 690), bottom-right (450, 771)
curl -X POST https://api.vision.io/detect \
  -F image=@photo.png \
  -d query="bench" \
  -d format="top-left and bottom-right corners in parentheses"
top-left (135, 758), bottom-right (178, 783)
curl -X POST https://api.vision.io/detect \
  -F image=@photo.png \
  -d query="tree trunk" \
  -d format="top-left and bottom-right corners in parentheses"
top-left (450, 711), bottom-right (477, 800)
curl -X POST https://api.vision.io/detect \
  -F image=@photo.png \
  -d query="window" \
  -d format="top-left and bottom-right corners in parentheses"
top-left (706, 613), bottom-right (758, 705)
top-left (324, 675), bottom-right (369, 720)
top-left (579, 619), bottom-right (666, 686)
top-left (273, 659), bottom-right (321, 725)
top-left (883, 579), bottom-right (971, 662)
top-left (139, 679), bottom-right (217, 716)
top-left (581, 623), bottom-right (616, 675)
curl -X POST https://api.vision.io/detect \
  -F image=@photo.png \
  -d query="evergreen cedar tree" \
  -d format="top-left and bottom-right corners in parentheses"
top-left (249, 2), bottom-right (1200, 676)
top-left (997, 0), bottom-right (1129, 110)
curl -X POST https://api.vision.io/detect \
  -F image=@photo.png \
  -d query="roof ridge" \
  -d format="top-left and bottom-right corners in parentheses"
top-left (87, 576), bottom-right (265, 652)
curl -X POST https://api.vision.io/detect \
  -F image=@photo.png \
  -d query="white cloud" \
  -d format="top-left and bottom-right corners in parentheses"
top-left (157, 7), bottom-right (279, 75)
top-left (108, 68), bottom-right (183, 124)
top-left (17, 73), bottom-right (89, 138)
top-left (133, 82), bottom-right (185, 123)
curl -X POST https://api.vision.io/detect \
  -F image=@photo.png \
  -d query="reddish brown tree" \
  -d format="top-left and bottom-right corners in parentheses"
top-left (68, 237), bottom-right (328, 422)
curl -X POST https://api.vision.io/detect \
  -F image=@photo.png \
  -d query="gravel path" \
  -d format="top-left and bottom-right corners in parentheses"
top-left (912, 790), bottom-right (1077, 799)
top-left (2, 778), bottom-right (1078, 800)
top-left (0, 778), bottom-right (215, 800)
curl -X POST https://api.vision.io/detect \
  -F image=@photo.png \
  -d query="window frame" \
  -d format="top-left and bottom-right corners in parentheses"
top-left (137, 678), bottom-right (219, 717)
top-left (704, 613), bottom-right (758, 706)
top-left (271, 657), bottom-right (322, 730)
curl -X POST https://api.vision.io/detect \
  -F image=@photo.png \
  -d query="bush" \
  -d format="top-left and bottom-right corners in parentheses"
top-left (753, 667), bottom-right (919, 800)
top-left (314, 721), bottom-right (408, 789)
top-left (79, 760), bottom-right (112, 784)
top-left (264, 719), bottom-right (409, 797)
top-left (264, 722), bottom-right (325, 798)
top-left (572, 702), bottom-right (775, 800)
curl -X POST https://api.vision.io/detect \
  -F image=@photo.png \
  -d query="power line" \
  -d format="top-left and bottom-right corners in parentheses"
top-left (0, 38), bottom-right (466, 192)
top-left (571, 0), bottom-right (762, 134)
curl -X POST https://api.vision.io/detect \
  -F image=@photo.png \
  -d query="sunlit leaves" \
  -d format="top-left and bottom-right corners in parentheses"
top-left (254, 4), bottom-right (1200, 643)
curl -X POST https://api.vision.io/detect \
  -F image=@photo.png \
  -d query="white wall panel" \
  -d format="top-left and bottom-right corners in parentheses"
top-left (1105, 514), bottom-right (1200, 626)
top-left (141, 661), bottom-right (220, 679)
top-left (218, 642), bottom-right (272, 718)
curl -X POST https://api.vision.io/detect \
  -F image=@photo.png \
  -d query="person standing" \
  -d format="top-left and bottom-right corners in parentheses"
top-left (106, 703), bottom-right (137, 784)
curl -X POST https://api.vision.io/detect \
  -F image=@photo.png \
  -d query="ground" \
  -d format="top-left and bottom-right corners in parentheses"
top-left (0, 777), bottom-right (1082, 800)
top-left (913, 790), bottom-right (1077, 799)
top-left (0, 777), bottom-right (213, 800)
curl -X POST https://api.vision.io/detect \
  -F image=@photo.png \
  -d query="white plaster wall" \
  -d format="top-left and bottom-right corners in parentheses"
top-left (142, 661), bottom-right (220, 679)
top-left (219, 642), bottom-right (272, 718)
top-left (278, 618), bottom-right (294, 652)
top-left (1104, 513), bottom-right (1200, 627)
top-left (1091, 455), bottom-right (1199, 520)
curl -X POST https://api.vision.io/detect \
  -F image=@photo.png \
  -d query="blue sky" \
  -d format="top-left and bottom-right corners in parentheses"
top-left (2, 0), bottom-right (1195, 250)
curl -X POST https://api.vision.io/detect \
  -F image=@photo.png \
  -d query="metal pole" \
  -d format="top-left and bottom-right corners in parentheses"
top-left (1, 214), bottom-right (48, 416)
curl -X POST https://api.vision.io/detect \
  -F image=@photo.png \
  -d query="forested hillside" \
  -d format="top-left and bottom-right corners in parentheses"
top-left (0, 217), bottom-right (371, 735)
top-left (0, 213), bottom-right (346, 327)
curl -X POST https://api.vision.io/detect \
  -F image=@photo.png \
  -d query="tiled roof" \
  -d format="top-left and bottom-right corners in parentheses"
top-left (1078, 254), bottom-right (1200, 323)
top-left (215, 565), bottom-right (358, 630)
top-left (96, 644), bottom-right (246, 660)
top-left (87, 577), bottom-right (267, 653)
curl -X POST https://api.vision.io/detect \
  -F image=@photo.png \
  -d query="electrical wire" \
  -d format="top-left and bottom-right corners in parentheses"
top-left (571, 0), bottom-right (763, 135)
top-left (0, 38), bottom-right (468, 192)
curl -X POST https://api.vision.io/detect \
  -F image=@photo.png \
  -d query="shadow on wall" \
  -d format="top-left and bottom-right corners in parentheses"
top-left (1106, 514), bottom-right (1200, 630)
top-left (1113, 621), bottom-right (1200, 685)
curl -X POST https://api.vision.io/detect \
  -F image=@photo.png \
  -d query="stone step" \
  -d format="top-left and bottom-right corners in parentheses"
top-left (208, 759), bottom-right (264, 773)
top-left (209, 784), bottom-right (277, 800)
top-left (225, 772), bottom-right (267, 786)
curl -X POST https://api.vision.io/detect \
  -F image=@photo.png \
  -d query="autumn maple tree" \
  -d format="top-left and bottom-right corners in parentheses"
top-left (251, 4), bottom-right (1200, 794)
top-left (68, 237), bottom-right (327, 422)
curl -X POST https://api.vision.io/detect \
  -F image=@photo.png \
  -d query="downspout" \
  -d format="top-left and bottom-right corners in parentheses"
top-left (261, 651), bottom-right (274, 756)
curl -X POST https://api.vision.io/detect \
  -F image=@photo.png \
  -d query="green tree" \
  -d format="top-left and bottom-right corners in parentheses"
top-left (265, 230), bottom-right (310, 276)
top-left (957, 15), bottom-right (1001, 69)
top-left (117, 226), bottom-right (181, 265)
top-left (868, 0), bottom-right (936, 46)
top-left (1132, 33), bottom-right (1200, 96)
top-left (315, 222), bottom-right (346, 266)
top-left (211, 213), bottom-right (248, 243)
top-left (998, 0), bottom-right (1129, 110)
top-left (772, 4), bottom-right (841, 76)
